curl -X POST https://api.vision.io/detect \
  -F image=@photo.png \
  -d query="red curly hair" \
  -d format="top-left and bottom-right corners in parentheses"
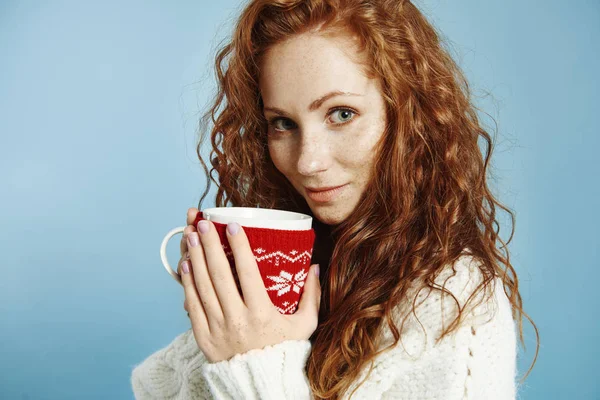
top-left (193, 1), bottom-right (539, 398)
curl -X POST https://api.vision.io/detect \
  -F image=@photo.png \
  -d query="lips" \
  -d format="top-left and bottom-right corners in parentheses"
top-left (305, 184), bottom-right (346, 192)
top-left (304, 184), bottom-right (348, 203)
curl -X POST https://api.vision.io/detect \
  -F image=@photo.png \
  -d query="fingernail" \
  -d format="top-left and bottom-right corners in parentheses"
top-left (197, 220), bottom-right (209, 234)
top-left (187, 232), bottom-right (200, 247)
top-left (182, 260), bottom-right (190, 274)
top-left (314, 264), bottom-right (320, 277)
top-left (227, 222), bottom-right (240, 235)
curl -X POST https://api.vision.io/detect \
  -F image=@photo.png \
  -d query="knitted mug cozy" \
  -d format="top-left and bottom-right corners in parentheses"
top-left (193, 211), bottom-right (316, 315)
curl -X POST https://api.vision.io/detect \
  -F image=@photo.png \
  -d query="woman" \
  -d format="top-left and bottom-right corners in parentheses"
top-left (131, 0), bottom-right (539, 398)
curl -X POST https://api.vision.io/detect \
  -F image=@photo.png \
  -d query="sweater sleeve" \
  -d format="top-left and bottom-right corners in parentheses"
top-left (131, 328), bottom-right (214, 399)
top-left (199, 339), bottom-right (313, 399)
top-left (131, 328), bottom-right (313, 400)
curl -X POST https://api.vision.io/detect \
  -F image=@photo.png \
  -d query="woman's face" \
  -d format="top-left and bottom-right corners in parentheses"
top-left (259, 32), bottom-right (387, 226)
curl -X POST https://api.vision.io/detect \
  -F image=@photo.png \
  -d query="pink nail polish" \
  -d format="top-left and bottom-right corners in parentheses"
top-left (187, 232), bottom-right (200, 247)
top-left (198, 221), bottom-right (209, 234)
top-left (227, 222), bottom-right (240, 235)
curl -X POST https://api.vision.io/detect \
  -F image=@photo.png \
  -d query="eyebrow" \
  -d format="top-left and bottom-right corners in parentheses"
top-left (263, 90), bottom-right (364, 116)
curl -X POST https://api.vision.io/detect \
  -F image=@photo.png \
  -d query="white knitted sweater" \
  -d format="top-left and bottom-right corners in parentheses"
top-left (131, 254), bottom-right (519, 399)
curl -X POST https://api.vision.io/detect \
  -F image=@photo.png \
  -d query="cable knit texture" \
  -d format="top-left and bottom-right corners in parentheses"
top-left (131, 254), bottom-right (519, 399)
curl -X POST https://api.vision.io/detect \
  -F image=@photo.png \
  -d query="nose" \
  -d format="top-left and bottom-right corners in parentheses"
top-left (296, 133), bottom-right (332, 176)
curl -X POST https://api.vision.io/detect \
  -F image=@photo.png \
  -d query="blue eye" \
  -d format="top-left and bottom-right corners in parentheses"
top-left (270, 118), bottom-right (296, 131)
top-left (330, 108), bottom-right (355, 123)
top-left (267, 107), bottom-right (357, 134)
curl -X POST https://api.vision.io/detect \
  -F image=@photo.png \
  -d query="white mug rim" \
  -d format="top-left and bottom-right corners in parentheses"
top-left (202, 207), bottom-right (312, 231)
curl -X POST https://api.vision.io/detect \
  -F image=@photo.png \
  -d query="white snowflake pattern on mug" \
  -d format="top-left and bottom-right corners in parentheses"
top-left (265, 268), bottom-right (308, 296)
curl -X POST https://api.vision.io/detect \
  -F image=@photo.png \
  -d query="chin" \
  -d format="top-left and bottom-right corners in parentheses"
top-left (308, 204), bottom-right (350, 226)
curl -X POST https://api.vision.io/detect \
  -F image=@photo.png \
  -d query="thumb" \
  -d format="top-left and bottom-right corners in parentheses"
top-left (296, 264), bottom-right (321, 318)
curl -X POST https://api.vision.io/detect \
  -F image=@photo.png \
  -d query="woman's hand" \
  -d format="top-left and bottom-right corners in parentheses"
top-left (179, 210), bottom-right (321, 363)
top-left (177, 208), bottom-right (200, 316)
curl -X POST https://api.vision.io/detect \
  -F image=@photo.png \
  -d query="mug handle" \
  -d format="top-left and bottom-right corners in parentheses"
top-left (159, 226), bottom-right (186, 286)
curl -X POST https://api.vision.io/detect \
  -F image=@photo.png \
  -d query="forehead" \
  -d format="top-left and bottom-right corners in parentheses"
top-left (258, 33), bottom-right (373, 103)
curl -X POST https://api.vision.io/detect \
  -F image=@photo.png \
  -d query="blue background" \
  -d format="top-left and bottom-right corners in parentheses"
top-left (1, 1), bottom-right (598, 399)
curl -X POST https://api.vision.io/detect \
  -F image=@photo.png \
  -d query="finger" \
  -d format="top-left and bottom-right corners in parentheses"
top-left (181, 208), bottom-right (200, 257)
top-left (181, 264), bottom-right (189, 315)
top-left (179, 255), bottom-right (191, 317)
top-left (180, 259), bottom-right (210, 331)
top-left (183, 300), bottom-right (191, 319)
top-left (187, 207), bottom-right (200, 225)
top-left (180, 225), bottom-right (195, 257)
top-left (292, 264), bottom-right (321, 331)
top-left (194, 220), bottom-right (245, 318)
top-left (185, 230), bottom-right (225, 324)
top-left (177, 253), bottom-right (190, 276)
top-left (225, 222), bottom-right (271, 312)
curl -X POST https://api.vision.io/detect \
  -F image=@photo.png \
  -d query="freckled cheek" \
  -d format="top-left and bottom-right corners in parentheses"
top-left (268, 141), bottom-right (294, 175)
top-left (337, 129), bottom-right (382, 177)
top-left (333, 132), bottom-right (378, 166)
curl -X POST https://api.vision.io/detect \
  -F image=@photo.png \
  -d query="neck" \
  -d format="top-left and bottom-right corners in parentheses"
top-left (311, 217), bottom-right (335, 273)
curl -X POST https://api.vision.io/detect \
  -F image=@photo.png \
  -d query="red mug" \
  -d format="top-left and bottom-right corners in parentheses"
top-left (160, 208), bottom-right (315, 314)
